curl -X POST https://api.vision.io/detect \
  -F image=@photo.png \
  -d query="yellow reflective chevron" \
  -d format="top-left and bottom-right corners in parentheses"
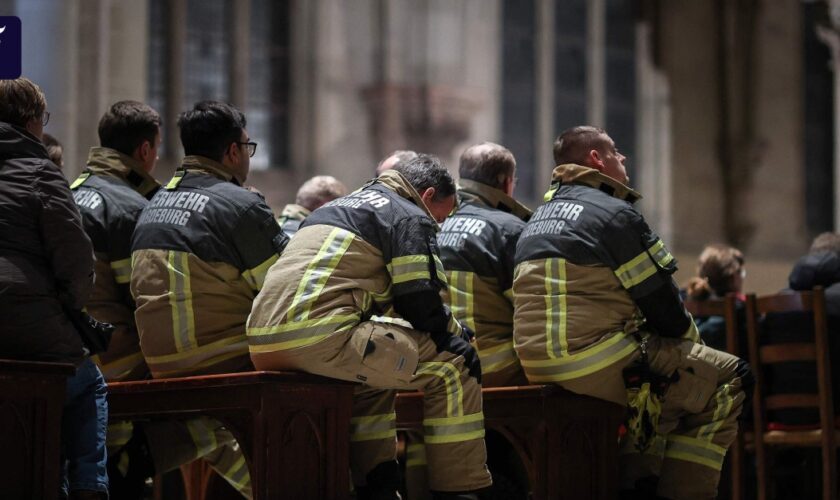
top-left (683, 317), bottom-right (701, 342)
top-left (167, 251), bottom-right (197, 352)
top-left (432, 254), bottom-right (447, 283)
top-left (110, 258), bottom-right (132, 285)
top-left (543, 183), bottom-right (559, 202)
top-left (416, 361), bottom-right (464, 417)
top-left (287, 227), bottom-right (355, 321)
top-left (614, 239), bottom-right (674, 290)
top-left (219, 453), bottom-right (249, 492)
top-left (388, 254), bottom-right (433, 284)
top-left (544, 258), bottom-right (568, 358)
top-left (664, 435), bottom-right (727, 471)
top-left (70, 172), bottom-right (90, 189)
top-left (349, 412), bottom-right (397, 442)
top-left (521, 331), bottom-right (638, 382)
top-left (447, 270), bottom-right (476, 333)
top-left (242, 254), bottom-right (279, 291)
top-left (698, 382), bottom-right (736, 440)
top-left (423, 412), bottom-right (485, 444)
top-left (187, 418), bottom-right (220, 457)
top-left (165, 170), bottom-right (185, 189)
top-left (98, 351), bottom-right (145, 380)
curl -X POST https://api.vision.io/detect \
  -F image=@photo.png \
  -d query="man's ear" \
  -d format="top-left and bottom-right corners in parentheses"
top-left (135, 140), bottom-right (151, 162)
top-left (587, 149), bottom-right (604, 170)
top-left (224, 141), bottom-right (239, 165)
top-left (419, 187), bottom-right (436, 203)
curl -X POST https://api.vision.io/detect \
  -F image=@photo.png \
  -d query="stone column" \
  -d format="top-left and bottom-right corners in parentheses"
top-left (818, 0), bottom-right (840, 231)
top-left (535, 0), bottom-right (556, 191)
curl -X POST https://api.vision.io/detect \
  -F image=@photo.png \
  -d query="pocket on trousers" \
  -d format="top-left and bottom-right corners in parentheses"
top-left (359, 325), bottom-right (419, 385)
top-left (665, 356), bottom-right (718, 414)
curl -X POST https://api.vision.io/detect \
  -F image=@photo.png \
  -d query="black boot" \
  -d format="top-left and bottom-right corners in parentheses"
top-left (106, 424), bottom-right (155, 500)
top-left (355, 461), bottom-right (402, 500)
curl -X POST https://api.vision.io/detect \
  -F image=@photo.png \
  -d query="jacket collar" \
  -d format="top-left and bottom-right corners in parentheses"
top-left (280, 203), bottom-right (310, 221)
top-left (458, 179), bottom-right (532, 221)
top-left (549, 163), bottom-right (641, 203)
top-left (85, 147), bottom-right (160, 197)
top-left (375, 170), bottom-right (438, 222)
top-left (0, 122), bottom-right (49, 161)
top-left (180, 155), bottom-right (239, 185)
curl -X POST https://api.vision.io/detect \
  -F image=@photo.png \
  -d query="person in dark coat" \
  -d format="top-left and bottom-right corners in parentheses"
top-left (0, 77), bottom-right (108, 499)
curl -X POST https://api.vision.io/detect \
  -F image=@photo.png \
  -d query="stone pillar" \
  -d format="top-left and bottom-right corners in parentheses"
top-left (586, 0), bottom-right (606, 126)
top-left (17, 0), bottom-right (80, 174)
top-left (535, 0), bottom-right (556, 191)
top-left (229, 0), bottom-right (250, 110)
top-left (107, 0), bottom-right (149, 102)
top-left (818, 0), bottom-right (840, 231)
top-left (164, 0), bottom-right (186, 161)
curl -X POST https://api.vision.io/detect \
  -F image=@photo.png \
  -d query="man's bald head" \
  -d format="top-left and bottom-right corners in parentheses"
top-left (458, 142), bottom-right (516, 191)
top-left (295, 175), bottom-right (348, 212)
top-left (376, 150), bottom-right (418, 176)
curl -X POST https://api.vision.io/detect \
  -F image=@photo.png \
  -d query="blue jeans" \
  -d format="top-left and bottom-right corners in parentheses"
top-left (61, 357), bottom-right (109, 495)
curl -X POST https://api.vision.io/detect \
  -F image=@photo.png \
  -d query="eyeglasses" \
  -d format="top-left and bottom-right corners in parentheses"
top-left (237, 140), bottom-right (257, 158)
top-left (41, 111), bottom-right (50, 126)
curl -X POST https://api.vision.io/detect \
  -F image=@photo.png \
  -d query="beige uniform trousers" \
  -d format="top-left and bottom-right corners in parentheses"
top-left (528, 335), bottom-right (746, 500)
top-left (404, 344), bottom-right (526, 499)
top-left (266, 320), bottom-right (492, 492)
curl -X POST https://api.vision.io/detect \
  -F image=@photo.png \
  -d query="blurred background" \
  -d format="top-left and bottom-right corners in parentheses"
top-left (1, 0), bottom-right (836, 293)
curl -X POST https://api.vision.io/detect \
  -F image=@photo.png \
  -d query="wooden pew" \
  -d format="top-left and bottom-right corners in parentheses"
top-left (108, 371), bottom-right (355, 500)
top-left (395, 385), bottom-right (625, 500)
top-left (0, 358), bottom-right (76, 500)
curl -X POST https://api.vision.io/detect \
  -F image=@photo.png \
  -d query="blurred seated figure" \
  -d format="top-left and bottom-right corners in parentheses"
top-left (683, 244), bottom-right (746, 352)
top-left (764, 232), bottom-right (840, 427)
top-left (278, 175), bottom-right (347, 237)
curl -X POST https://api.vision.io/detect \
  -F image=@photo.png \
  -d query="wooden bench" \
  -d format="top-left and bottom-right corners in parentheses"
top-left (107, 371), bottom-right (356, 500)
top-left (395, 385), bottom-right (625, 500)
top-left (0, 358), bottom-right (76, 500)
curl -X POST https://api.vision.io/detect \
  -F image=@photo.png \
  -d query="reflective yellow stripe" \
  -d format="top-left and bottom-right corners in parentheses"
top-left (187, 419), bottom-right (220, 457)
top-left (544, 258), bottom-right (568, 358)
top-left (151, 348), bottom-right (247, 378)
top-left (70, 172), bottom-right (90, 189)
top-left (683, 318), bottom-right (700, 342)
top-left (219, 454), bottom-right (249, 492)
top-left (416, 361), bottom-right (464, 417)
top-left (664, 435), bottom-right (727, 471)
top-left (503, 287), bottom-right (513, 302)
top-left (388, 254), bottom-right (432, 284)
top-left (350, 413), bottom-right (397, 442)
top-left (543, 184), bottom-right (558, 202)
top-left (248, 313), bottom-right (360, 351)
top-left (165, 170), bottom-right (185, 189)
top-left (614, 239), bottom-right (673, 290)
top-left (423, 412), bottom-right (485, 444)
top-left (479, 341), bottom-right (518, 374)
top-left (648, 239), bottom-right (674, 268)
top-left (110, 258), bottom-right (132, 284)
top-left (433, 254), bottom-right (447, 283)
top-left (521, 332), bottom-right (638, 381)
top-left (287, 228), bottom-right (355, 321)
top-left (167, 251), bottom-right (197, 352)
top-left (106, 421), bottom-right (134, 450)
top-left (447, 270), bottom-right (476, 333)
top-left (406, 443), bottom-right (427, 467)
top-left (698, 382), bottom-right (735, 440)
top-left (242, 254), bottom-right (279, 291)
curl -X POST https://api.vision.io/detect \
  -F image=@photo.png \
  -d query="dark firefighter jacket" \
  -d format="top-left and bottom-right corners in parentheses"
top-left (247, 169), bottom-right (462, 364)
top-left (512, 163), bottom-right (698, 383)
top-left (438, 179), bottom-right (531, 376)
top-left (71, 147), bottom-right (160, 380)
top-left (0, 122), bottom-right (94, 364)
top-left (130, 155), bottom-right (288, 378)
top-left (278, 203), bottom-right (309, 238)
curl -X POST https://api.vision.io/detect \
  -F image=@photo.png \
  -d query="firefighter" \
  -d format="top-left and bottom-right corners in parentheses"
top-left (248, 155), bottom-right (492, 499)
top-left (513, 126), bottom-right (752, 499)
top-left (438, 142), bottom-right (531, 387)
top-left (129, 101), bottom-right (289, 498)
top-left (278, 175), bottom-right (347, 237)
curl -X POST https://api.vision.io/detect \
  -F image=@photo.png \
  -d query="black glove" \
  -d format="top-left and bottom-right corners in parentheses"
top-left (65, 308), bottom-right (114, 354)
top-left (460, 323), bottom-right (476, 342)
top-left (431, 332), bottom-right (482, 383)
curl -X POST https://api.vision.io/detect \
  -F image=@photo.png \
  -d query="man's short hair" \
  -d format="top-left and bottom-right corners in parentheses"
top-left (553, 125), bottom-right (610, 166)
top-left (459, 142), bottom-right (516, 190)
top-left (0, 77), bottom-right (47, 128)
top-left (810, 232), bottom-right (840, 255)
top-left (377, 150), bottom-right (418, 174)
top-left (393, 154), bottom-right (456, 201)
top-left (98, 100), bottom-right (161, 157)
top-left (178, 101), bottom-right (246, 162)
top-left (295, 175), bottom-right (348, 212)
top-left (42, 133), bottom-right (63, 167)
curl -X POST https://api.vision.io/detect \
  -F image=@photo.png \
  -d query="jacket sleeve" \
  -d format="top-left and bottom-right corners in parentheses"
top-left (603, 208), bottom-right (698, 340)
top-left (389, 215), bottom-right (462, 337)
top-left (36, 162), bottom-right (95, 310)
top-left (499, 222), bottom-right (525, 303)
top-left (233, 199), bottom-right (289, 291)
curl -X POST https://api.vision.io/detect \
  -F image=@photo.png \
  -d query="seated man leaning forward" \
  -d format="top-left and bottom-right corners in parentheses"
top-left (248, 155), bottom-right (492, 500)
top-left (513, 126), bottom-right (752, 500)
